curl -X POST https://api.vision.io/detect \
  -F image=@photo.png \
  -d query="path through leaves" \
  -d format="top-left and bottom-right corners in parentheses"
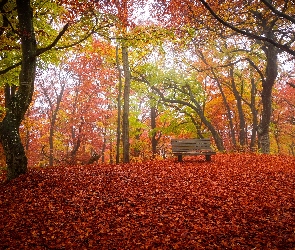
top-left (1, 153), bottom-right (295, 249)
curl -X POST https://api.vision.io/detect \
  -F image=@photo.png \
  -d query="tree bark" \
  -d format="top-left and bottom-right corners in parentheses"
top-left (115, 45), bottom-right (123, 164)
top-left (229, 66), bottom-right (246, 147)
top-left (122, 45), bottom-right (131, 163)
top-left (151, 106), bottom-right (157, 158)
top-left (101, 129), bottom-right (107, 163)
top-left (258, 44), bottom-right (278, 153)
top-left (249, 78), bottom-right (259, 151)
top-left (0, 0), bottom-right (37, 180)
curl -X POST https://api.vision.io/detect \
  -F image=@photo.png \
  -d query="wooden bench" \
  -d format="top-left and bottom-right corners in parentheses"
top-left (171, 138), bottom-right (216, 162)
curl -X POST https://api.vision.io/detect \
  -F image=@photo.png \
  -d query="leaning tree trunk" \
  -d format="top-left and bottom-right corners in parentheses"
top-left (151, 85), bottom-right (225, 152)
top-left (213, 72), bottom-right (237, 147)
top-left (0, 0), bottom-right (37, 180)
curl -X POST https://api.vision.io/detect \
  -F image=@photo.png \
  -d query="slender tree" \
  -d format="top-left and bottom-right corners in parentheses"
top-left (115, 45), bottom-right (123, 164)
top-left (122, 44), bottom-right (131, 163)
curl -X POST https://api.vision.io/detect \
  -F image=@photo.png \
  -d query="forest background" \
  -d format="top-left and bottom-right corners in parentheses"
top-left (1, 0), bottom-right (295, 180)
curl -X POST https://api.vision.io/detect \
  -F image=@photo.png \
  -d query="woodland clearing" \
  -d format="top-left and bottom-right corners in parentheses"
top-left (1, 153), bottom-right (295, 249)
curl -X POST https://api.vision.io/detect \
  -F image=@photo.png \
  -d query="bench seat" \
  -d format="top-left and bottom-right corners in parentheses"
top-left (171, 138), bottom-right (216, 162)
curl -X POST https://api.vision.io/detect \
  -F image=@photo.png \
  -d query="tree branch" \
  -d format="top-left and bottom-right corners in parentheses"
top-left (287, 82), bottom-right (295, 88)
top-left (198, 0), bottom-right (295, 57)
top-left (0, 24), bottom-right (69, 75)
top-left (245, 58), bottom-right (266, 85)
top-left (0, 61), bottom-right (22, 75)
top-left (260, 0), bottom-right (295, 24)
top-left (36, 23), bottom-right (69, 56)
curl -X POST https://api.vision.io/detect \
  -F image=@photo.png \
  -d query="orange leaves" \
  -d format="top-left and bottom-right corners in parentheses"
top-left (1, 153), bottom-right (295, 248)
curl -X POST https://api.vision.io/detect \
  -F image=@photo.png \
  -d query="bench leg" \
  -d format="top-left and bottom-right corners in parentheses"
top-left (205, 155), bottom-right (211, 161)
top-left (177, 155), bottom-right (183, 162)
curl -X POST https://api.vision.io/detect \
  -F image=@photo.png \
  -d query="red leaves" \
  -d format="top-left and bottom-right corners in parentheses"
top-left (1, 153), bottom-right (295, 249)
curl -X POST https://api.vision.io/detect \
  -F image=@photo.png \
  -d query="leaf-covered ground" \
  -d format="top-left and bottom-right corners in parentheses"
top-left (1, 153), bottom-right (295, 249)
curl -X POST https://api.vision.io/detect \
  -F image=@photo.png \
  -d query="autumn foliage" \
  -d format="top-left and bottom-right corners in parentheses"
top-left (1, 153), bottom-right (295, 249)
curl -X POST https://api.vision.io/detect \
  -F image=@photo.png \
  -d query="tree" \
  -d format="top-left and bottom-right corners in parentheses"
top-left (122, 44), bottom-right (131, 163)
top-left (153, 0), bottom-right (295, 153)
top-left (0, 0), bottom-right (38, 180)
top-left (199, 0), bottom-right (295, 56)
top-left (198, 0), bottom-right (294, 153)
top-left (0, 0), bottom-right (112, 180)
top-left (134, 64), bottom-right (225, 151)
top-left (38, 65), bottom-right (66, 167)
top-left (115, 45), bottom-right (123, 164)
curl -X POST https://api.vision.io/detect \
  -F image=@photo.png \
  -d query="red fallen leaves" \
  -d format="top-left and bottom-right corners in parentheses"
top-left (1, 153), bottom-right (295, 249)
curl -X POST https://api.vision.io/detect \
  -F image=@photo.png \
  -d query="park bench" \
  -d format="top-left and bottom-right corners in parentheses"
top-left (171, 138), bottom-right (216, 162)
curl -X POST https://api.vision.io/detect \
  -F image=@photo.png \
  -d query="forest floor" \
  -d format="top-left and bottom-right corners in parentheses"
top-left (1, 153), bottom-right (295, 249)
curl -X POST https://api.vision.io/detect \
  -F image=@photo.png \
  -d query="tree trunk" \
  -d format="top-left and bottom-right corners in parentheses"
top-left (215, 76), bottom-right (237, 147)
top-left (70, 121), bottom-right (83, 164)
top-left (152, 85), bottom-right (225, 151)
top-left (258, 43), bottom-right (278, 154)
top-left (258, 82), bottom-right (273, 153)
top-left (197, 110), bottom-right (224, 151)
top-left (229, 66), bottom-right (246, 147)
top-left (122, 45), bottom-right (131, 163)
top-left (188, 86), bottom-right (225, 151)
top-left (0, 0), bottom-right (37, 180)
top-left (0, 120), bottom-right (28, 179)
top-left (49, 126), bottom-right (54, 167)
top-left (53, 87), bottom-right (64, 166)
top-left (115, 45), bottom-right (123, 164)
top-left (151, 106), bottom-right (157, 158)
top-left (41, 81), bottom-right (65, 167)
top-left (101, 129), bottom-right (107, 163)
top-left (249, 78), bottom-right (259, 151)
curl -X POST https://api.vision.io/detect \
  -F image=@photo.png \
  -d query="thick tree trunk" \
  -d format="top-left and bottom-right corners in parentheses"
top-left (0, 120), bottom-right (28, 179)
top-left (122, 45), bottom-right (131, 163)
top-left (258, 43), bottom-right (278, 154)
top-left (258, 83), bottom-right (273, 153)
top-left (0, 0), bottom-right (36, 180)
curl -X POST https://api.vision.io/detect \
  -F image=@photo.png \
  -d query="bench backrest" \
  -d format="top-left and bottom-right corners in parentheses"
top-left (171, 138), bottom-right (213, 152)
